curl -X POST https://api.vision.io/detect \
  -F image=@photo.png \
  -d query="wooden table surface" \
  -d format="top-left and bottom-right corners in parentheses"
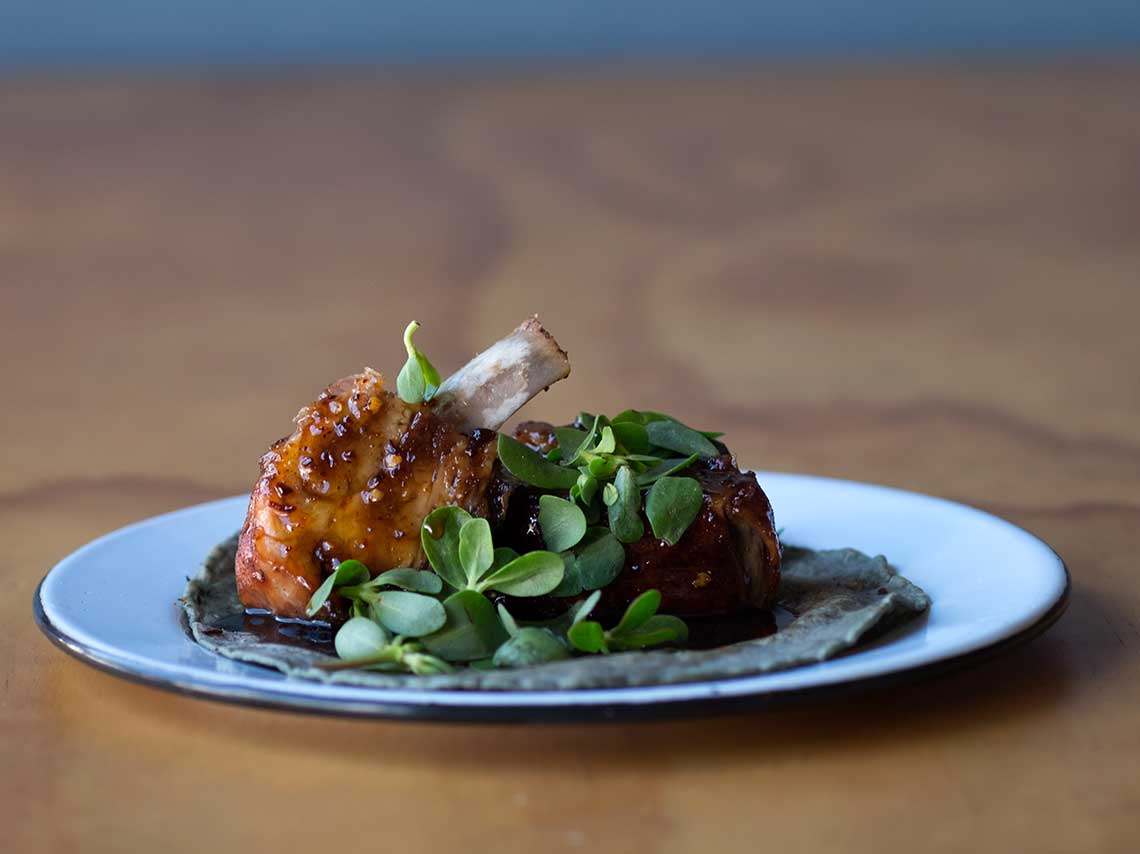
top-left (4, 66), bottom-right (1139, 853)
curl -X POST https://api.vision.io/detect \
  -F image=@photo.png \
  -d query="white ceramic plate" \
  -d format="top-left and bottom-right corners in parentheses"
top-left (35, 473), bottom-right (1068, 722)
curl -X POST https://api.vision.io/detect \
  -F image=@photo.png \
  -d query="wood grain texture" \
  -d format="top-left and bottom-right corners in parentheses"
top-left (3, 66), bottom-right (1139, 853)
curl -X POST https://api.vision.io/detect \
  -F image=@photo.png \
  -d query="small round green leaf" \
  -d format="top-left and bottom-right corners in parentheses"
top-left (305, 559), bottom-right (371, 616)
top-left (574, 528), bottom-right (625, 590)
top-left (609, 614), bottom-right (690, 650)
top-left (553, 426), bottom-right (590, 465)
top-left (645, 476), bottom-right (703, 545)
top-left (550, 553), bottom-right (584, 597)
top-left (397, 320), bottom-right (442, 403)
top-left (602, 483), bottom-right (619, 506)
top-left (610, 421), bottom-right (650, 454)
top-left (371, 568), bottom-right (443, 594)
top-left (636, 454), bottom-right (700, 486)
top-left (396, 356), bottom-right (426, 404)
top-left (645, 419), bottom-right (719, 458)
top-left (492, 628), bottom-right (571, 668)
top-left (372, 591), bottom-right (447, 637)
top-left (421, 505), bottom-right (473, 590)
top-left (567, 621), bottom-right (608, 654)
top-left (607, 466), bottom-right (645, 544)
top-left (576, 472), bottom-right (599, 505)
top-left (496, 433), bottom-right (580, 489)
top-left (458, 517), bottom-right (494, 586)
top-left (420, 590), bottom-right (509, 661)
top-left (587, 456), bottom-right (617, 479)
top-left (334, 616), bottom-right (391, 660)
top-left (478, 551), bottom-right (564, 597)
top-left (612, 589), bottom-right (661, 635)
top-left (595, 426), bottom-right (617, 455)
top-left (538, 495), bottom-right (587, 553)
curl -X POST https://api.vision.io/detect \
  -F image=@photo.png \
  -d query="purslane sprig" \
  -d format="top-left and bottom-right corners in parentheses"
top-left (566, 590), bottom-right (689, 654)
top-left (305, 559), bottom-right (446, 636)
top-left (496, 408), bottom-right (721, 547)
top-left (303, 508), bottom-right (689, 671)
top-left (396, 320), bottom-right (443, 404)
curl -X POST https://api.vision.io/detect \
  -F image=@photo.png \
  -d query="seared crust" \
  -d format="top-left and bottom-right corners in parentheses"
top-left (236, 369), bottom-right (496, 619)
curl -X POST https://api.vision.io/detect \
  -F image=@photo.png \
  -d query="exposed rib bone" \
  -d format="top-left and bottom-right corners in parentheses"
top-left (431, 316), bottom-right (570, 432)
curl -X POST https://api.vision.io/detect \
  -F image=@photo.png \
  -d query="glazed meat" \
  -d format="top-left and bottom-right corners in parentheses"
top-left (490, 422), bottom-right (781, 619)
top-left (236, 319), bottom-right (569, 619)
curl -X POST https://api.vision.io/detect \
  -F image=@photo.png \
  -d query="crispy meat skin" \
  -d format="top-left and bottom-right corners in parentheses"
top-left (492, 422), bottom-right (782, 618)
top-left (236, 369), bottom-right (496, 619)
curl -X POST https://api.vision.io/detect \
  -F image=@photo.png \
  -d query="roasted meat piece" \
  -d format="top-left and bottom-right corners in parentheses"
top-left (490, 422), bottom-right (781, 619)
top-left (236, 319), bottom-right (569, 619)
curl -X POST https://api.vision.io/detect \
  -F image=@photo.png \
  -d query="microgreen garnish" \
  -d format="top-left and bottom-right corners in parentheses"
top-left (538, 495), bottom-right (587, 552)
top-left (326, 617), bottom-right (452, 675)
top-left (422, 505), bottom-right (564, 596)
top-left (396, 320), bottom-right (442, 404)
top-left (566, 590), bottom-right (689, 654)
top-left (420, 589), bottom-right (508, 661)
top-left (497, 409), bottom-right (721, 547)
top-left (304, 562), bottom-right (447, 637)
top-left (496, 434), bottom-right (579, 489)
top-left (607, 465), bottom-right (645, 543)
top-left (491, 606), bottom-right (571, 668)
top-left (643, 419), bottom-right (719, 458)
top-left (305, 559), bottom-right (370, 616)
top-left (645, 476), bottom-right (703, 545)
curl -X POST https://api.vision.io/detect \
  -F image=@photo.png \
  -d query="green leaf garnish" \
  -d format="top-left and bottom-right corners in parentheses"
top-left (635, 454), bottom-right (700, 486)
top-left (490, 547), bottom-right (519, 573)
top-left (550, 552), bottom-right (584, 597)
top-left (611, 589), bottom-right (660, 634)
top-left (420, 590), bottom-right (508, 661)
top-left (458, 517), bottom-right (494, 587)
top-left (421, 505), bottom-right (473, 590)
top-left (609, 421), bottom-right (649, 454)
top-left (496, 603), bottom-right (521, 637)
top-left (370, 590), bottom-right (447, 637)
top-left (305, 558), bottom-right (371, 617)
top-left (575, 471), bottom-right (599, 505)
top-left (607, 465), bottom-right (645, 543)
top-left (552, 425), bottom-right (591, 465)
top-left (497, 433), bottom-right (580, 489)
top-left (566, 620), bottom-right (608, 654)
top-left (566, 588), bottom-right (688, 654)
top-left (538, 495), bottom-right (587, 552)
top-left (334, 616), bottom-right (391, 660)
top-left (396, 320), bottom-right (442, 404)
top-left (610, 614), bottom-right (689, 650)
top-left (492, 627), bottom-right (571, 668)
top-left (573, 528), bottom-right (625, 590)
top-left (370, 568), bottom-right (443, 594)
top-left (645, 419), bottom-right (719, 458)
top-left (476, 551), bottom-right (564, 597)
top-left (645, 476), bottom-right (703, 545)
top-left (602, 482), bottom-right (619, 506)
top-left (571, 591), bottom-right (602, 625)
top-left (326, 619), bottom-right (453, 674)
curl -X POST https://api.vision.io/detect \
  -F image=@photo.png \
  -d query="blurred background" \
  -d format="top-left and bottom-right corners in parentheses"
top-left (3, 2), bottom-right (1139, 501)
top-left (4, 1), bottom-right (1140, 66)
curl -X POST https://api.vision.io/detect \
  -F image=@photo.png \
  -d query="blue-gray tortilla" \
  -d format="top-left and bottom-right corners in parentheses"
top-left (181, 536), bottom-right (930, 690)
